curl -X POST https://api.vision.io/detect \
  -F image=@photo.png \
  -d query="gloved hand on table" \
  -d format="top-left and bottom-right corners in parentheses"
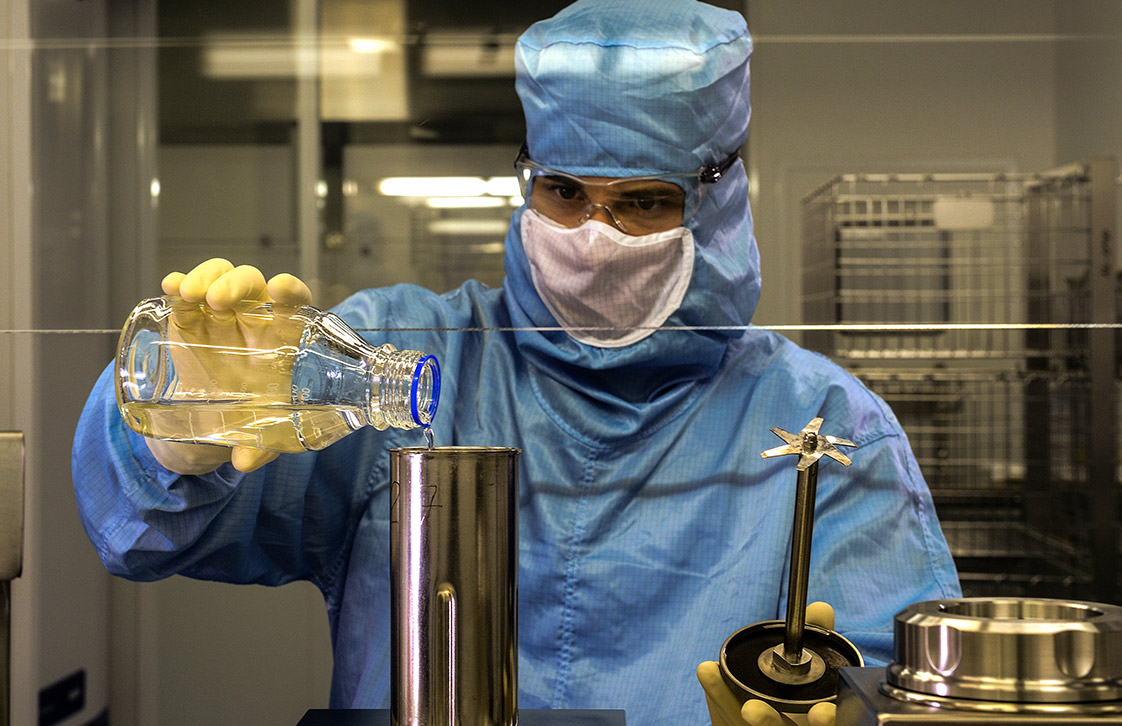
top-left (697, 602), bottom-right (843, 726)
top-left (144, 257), bottom-right (312, 475)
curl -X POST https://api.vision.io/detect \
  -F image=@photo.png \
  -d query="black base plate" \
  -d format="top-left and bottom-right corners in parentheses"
top-left (720, 620), bottom-right (863, 713)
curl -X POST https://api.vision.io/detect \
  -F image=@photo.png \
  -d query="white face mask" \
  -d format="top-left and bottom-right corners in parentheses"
top-left (520, 210), bottom-right (695, 348)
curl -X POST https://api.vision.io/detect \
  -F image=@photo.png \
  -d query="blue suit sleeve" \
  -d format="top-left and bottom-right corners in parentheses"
top-left (71, 363), bottom-right (377, 590)
top-left (806, 386), bottom-right (962, 666)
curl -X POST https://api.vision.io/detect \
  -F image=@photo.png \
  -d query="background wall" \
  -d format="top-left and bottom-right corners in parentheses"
top-left (1054, 0), bottom-right (1122, 230)
top-left (9, 1), bottom-right (117, 724)
top-left (746, 0), bottom-right (1061, 326)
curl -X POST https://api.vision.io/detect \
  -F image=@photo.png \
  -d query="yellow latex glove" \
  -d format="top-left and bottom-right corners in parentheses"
top-left (697, 602), bottom-right (842, 726)
top-left (143, 258), bottom-right (313, 474)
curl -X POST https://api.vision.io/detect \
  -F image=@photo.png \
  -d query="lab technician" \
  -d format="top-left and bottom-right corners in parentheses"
top-left (72, 1), bottom-right (960, 724)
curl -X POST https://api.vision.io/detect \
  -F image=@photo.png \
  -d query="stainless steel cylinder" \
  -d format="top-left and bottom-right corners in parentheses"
top-left (390, 447), bottom-right (520, 726)
top-left (888, 597), bottom-right (1122, 704)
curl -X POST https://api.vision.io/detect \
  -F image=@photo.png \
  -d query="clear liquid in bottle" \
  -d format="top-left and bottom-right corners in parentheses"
top-left (117, 297), bottom-right (440, 452)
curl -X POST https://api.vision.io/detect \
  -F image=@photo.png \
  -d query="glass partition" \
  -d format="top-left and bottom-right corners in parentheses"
top-left (3, 1), bottom-right (1120, 724)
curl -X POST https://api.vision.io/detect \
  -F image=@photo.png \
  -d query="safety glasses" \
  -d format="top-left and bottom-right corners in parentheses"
top-left (514, 143), bottom-right (739, 235)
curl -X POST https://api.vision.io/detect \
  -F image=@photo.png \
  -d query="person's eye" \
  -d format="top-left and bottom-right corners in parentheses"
top-left (621, 196), bottom-right (673, 216)
top-left (541, 177), bottom-right (584, 203)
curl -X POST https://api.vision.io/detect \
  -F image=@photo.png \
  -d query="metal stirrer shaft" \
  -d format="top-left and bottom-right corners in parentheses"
top-left (783, 460), bottom-right (819, 663)
top-left (760, 418), bottom-right (857, 674)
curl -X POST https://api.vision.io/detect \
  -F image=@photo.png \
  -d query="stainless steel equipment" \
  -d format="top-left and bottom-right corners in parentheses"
top-left (390, 446), bottom-right (520, 726)
top-left (837, 597), bottom-right (1122, 724)
top-left (800, 159), bottom-right (1119, 604)
top-left (719, 419), bottom-right (864, 712)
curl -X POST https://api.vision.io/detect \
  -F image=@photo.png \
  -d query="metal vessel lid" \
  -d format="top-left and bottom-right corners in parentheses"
top-left (887, 597), bottom-right (1122, 704)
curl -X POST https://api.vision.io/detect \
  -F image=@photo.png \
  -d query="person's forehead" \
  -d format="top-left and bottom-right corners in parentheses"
top-left (573, 175), bottom-right (674, 185)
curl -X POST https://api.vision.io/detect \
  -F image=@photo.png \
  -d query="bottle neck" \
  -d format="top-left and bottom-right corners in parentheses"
top-left (292, 310), bottom-right (439, 433)
top-left (366, 346), bottom-right (440, 430)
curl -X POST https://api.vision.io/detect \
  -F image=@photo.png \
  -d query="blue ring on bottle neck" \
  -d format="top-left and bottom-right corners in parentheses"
top-left (410, 354), bottom-right (441, 427)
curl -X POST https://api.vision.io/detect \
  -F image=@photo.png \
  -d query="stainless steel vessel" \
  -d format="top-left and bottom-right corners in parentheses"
top-left (888, 598), bottom-right (1122, 705)
top-left (390, 447), bottom-right (520, 726)
top-left (837, 597), bottom-right (1122, 725)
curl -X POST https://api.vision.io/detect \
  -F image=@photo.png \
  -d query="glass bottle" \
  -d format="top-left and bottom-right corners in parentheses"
top-left (115, 296), bottom-right (440, 453)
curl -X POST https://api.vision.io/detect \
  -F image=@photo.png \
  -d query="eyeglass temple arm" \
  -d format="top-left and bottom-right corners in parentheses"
top-left (515, 142), bottom-right (530, 168)
top-left (700, 150), bottom-right (741, 185)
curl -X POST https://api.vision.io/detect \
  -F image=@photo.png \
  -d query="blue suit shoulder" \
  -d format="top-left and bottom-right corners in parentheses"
top-left (329, 280), bottom-right (505, 331)
top-left (726, 328), bottom-right (905, 446)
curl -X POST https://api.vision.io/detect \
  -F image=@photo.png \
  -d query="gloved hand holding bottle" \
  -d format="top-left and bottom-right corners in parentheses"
top-left (122, 258), bottom-right (440, 475)
top-left (697, 602), bottom-right (844, 726)
top-left (136, 258), bottom-right (314, 474)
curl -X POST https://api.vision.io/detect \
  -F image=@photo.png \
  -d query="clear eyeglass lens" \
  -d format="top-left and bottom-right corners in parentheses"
top-left (526, 172), bottom-right (690, 234)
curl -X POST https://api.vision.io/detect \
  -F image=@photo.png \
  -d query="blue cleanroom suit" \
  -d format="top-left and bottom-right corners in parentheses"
top-left (72, 1), bottom-right (960, 724)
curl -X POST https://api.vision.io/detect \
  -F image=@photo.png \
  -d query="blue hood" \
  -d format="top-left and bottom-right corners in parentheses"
top-left (502, 0), bottom-right (760, 387)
